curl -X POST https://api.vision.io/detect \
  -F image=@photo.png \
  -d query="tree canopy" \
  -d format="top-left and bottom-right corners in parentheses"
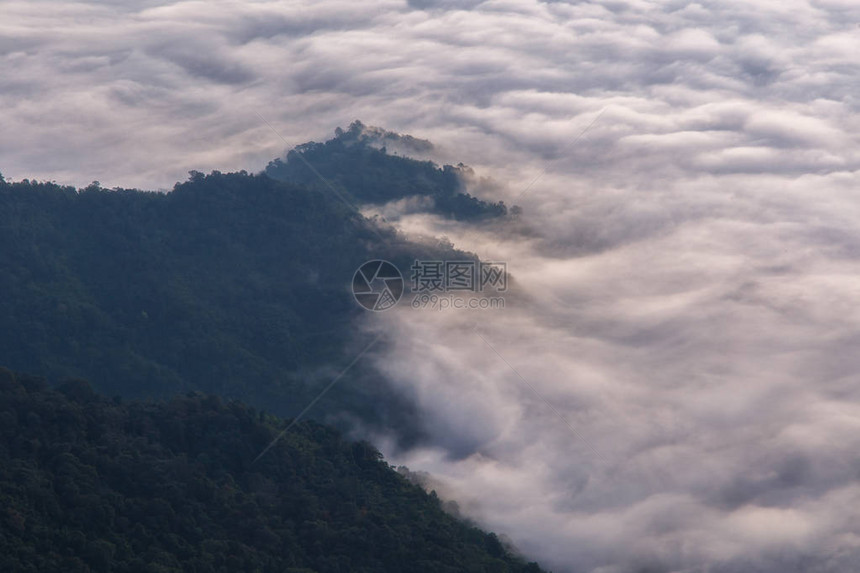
top-left (0, 169), bottom-right (470, 437)
top-left (0, 368), bottom-right (547, 573)
top-left (265, 121), bottom-right (509, 221)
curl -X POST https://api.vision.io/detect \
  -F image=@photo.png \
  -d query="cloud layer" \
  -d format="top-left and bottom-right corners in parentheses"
top-left (4, 1), bottom-right (860, 571)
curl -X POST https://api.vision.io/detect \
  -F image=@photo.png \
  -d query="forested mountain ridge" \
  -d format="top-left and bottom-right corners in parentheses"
top-left (265, 121), bottom-right (510, 221)
top-left (0, 164), bottom-right (472, 434)
top-left (0, 368), bottom-right (547, 573)
top-left (0, 127), bottom-right (549, 571)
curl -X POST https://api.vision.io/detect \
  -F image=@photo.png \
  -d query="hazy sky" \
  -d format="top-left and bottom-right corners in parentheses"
top-left (4, 1), bottom-right (860, 572)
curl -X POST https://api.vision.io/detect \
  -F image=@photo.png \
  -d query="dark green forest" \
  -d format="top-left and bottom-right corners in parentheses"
top-left (0, 133), bottom-right (494, 434)
top-left (265, 121), bottom-right (509, 221)
top-left (0, 368), bottom-right (545, 573)
top-left (0, 125), bottom-right (547, 572)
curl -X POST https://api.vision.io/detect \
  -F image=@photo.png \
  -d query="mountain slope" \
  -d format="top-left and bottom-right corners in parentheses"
top-left (0, 368), bottom-right (546, 573)
top-left (0, 167), bottom-right (473, 434)
top-left (264, 121), bottom-right (509, 221)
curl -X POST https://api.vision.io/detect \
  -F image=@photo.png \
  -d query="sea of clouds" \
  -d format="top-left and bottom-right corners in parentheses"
top-left (3, 1), bottom-right (860, 571)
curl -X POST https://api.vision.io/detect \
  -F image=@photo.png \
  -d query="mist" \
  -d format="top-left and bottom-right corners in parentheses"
top-left (4, 0), bottom-right (860, 571)
top-left (363, 159), bottom-right (860, 571)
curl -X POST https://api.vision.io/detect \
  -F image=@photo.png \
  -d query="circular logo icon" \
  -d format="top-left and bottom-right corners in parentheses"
top-left (352, 260), bottom-right (404, 311)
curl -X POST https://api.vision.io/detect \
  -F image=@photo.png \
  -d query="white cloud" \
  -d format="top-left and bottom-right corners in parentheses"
top-left (4, 0), bottom-right (860, 571)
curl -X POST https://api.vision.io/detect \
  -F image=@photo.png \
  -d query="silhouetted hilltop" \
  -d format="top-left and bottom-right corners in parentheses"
top-left (265, 121), bottom-right (509, 220)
